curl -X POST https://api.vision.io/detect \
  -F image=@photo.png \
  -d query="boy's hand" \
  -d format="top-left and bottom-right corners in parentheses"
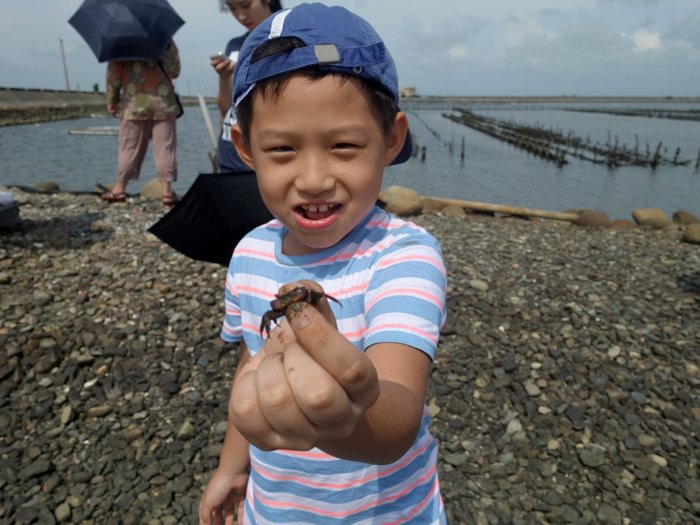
top-left (230, 283), bottom-right (380, 452)
top-left (198, 468), bottom-right (248, 525)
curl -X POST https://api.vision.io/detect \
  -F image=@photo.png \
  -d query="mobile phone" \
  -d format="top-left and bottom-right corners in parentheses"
top-left (210, 52), bottom-right (227, 61)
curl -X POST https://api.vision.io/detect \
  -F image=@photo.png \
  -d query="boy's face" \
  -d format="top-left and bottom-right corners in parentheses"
top-left (233, 73), bottom-right (407, 256)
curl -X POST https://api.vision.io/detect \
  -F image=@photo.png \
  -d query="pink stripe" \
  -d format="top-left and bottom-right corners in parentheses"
top-left (241, 321), bottom-right (260, 334)
top-left (344, 239), bottom-right (393, 260)
top-left (276, 449), bottom-right (337, 460)
top-left (221, 324), bottom-right (241, 337)
top-left (364, 217), bottom-right (393, 229)
top-left (309, 235), bottom-right (405, 266)
top-left (365, 287), bottom-right (443, 312)
top-left (225, 280), bottom-right (238, 296)
top-left (376, 254), bottom-right (447, 277)
top-left (235, 248), bottom-right (276, 261)
top-left (264, 223), bottom-right (426, 268)
top-left (235, 214), bottom-right (427, 268)
top-left (253, 438), bottom-right (432, 490)
top-left (253, 463), bottom-right (436, 517)
top-left (365, 216), bottom-right (425, 233)
top-left (340, 327), bottom-right (366, 340)
top-left (382, 476), bottom-right (441, 525)
top-left (366, 323), bottom-right (438, 344)
top-left (329, 282), bottom-right (367, 300)
top-left (237, 284), bottom-right (275, 301)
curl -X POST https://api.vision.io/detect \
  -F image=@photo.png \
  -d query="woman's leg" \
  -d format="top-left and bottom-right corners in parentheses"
top-left (115, 119), bottom-right (151, 194)
top-left (151, 119), bottom-right (177, 200)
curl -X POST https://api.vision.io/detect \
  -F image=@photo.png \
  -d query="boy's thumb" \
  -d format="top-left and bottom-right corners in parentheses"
top-left (286, 300), bottom-right (315, 330)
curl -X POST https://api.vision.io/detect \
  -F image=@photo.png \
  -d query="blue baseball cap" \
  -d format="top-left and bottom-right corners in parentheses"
top-left (232, 2), bottom-right (413, 165)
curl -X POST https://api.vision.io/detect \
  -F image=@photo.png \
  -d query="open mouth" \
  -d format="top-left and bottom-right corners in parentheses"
top-left (298, 203), bottom-right (340, 221)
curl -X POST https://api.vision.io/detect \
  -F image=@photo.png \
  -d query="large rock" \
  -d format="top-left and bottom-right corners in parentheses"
top-left (140, 179), bottom-right (162, 200)
top-left (683, 223), bottom-right (700, 244)
top-left (441, 204), bottom-right (467, 217)
top-left (660, 222), bottom-right (685, 240)
top-left (632, 208), bottom-right (672, 228)
top-left (574, 209), bottom-right (611, 228)
top-left (140, 178), bottom-right (177, 201)
top-left (421, 197), bottom-right (446, 212)
top-left (378, 186), bottom-right (422, 216)
top-left (34, 181), bottom-right (60, 193)
top-left (611, 219), bottom-right (636, 230)
top-left (673, 210), bottom-right (700, 225)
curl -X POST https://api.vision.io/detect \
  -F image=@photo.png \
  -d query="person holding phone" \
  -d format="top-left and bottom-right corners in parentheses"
top-left (151, 1), bottom-right (284, 265)
top-left (213, 0), bottom-right (283, 173)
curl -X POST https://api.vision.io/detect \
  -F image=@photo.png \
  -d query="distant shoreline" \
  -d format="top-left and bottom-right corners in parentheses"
top-left (402, 95), bottom-right (700, 106)
top-left (1, 86), bottom-right (698, 127)
top-left (399, 95), bottom-right (700, 113)
top-left (0, 87), bottom-right (203, 127)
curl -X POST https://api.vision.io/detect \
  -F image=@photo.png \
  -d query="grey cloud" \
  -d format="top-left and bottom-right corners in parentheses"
top-left (665, 8), bottom-right (700, 50)
top-left (598, 0), bottom-right (664, 6)
top-left (393, 14), bottom-right (486, 69)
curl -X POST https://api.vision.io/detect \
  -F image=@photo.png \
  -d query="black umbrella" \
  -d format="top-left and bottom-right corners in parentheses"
top-left (69, 0), bottom-right (185, 62)
top-left (148, 172), bottom-right (274, 267)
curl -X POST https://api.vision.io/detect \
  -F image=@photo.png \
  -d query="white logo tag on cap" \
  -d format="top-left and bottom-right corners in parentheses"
top-left (314, 44), bottom-right (340, 64)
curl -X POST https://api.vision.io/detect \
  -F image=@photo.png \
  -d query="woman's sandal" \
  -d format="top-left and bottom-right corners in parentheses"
top-left (100, 190), bottom-right (126, 203)
top-left (162, 194), bottom-right (178, 207)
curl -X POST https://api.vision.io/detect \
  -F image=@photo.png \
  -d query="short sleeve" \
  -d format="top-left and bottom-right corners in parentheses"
top-left (363, 230), bottom-right (446, 359)
top-left (220, 264), bottom-right (243, 342)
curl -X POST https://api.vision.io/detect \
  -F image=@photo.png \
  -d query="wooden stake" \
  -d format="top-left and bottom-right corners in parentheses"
top-left (651, 142), bottom-right (663, 168)
top-left (423, 196), bottom-right (579, 222)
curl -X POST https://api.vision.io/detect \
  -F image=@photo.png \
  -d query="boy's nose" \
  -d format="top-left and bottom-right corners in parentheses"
top-left (294, 155), bottom-right (335, 195)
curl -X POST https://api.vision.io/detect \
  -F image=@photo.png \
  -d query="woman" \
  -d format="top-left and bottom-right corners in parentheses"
top-left (213, 0), bottom-right (283, 173)
top-left (103, 40), bottom-right (181, 206)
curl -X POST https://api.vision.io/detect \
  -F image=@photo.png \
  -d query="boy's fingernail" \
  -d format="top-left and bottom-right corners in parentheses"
top-left (287, 301), bottom-right (312, 329)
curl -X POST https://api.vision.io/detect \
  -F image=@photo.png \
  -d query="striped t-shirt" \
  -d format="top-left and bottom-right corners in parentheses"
top-left (221, 206), bottom-right (447, 524)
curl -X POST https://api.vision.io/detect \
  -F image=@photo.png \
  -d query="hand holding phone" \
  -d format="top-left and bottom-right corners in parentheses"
top-left (210, 52), bottom-right (228, 63)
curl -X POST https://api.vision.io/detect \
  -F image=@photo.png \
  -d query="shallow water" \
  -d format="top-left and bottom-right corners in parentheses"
top-left (385, 102), bottom-right (700, 219)
top-left (1, 101), bottom-right (699, 219)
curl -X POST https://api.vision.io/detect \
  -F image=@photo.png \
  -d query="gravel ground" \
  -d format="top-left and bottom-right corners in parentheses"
top-left (0, 190), bottom-right (698, 525)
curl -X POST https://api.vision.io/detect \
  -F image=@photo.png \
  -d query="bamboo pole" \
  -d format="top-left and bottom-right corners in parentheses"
top-left (198, 94), bottom-right (219, 172)
top-left (198, 94), bottom-right (218, 150)
top-left (424, 196), bottom-right (580, 222)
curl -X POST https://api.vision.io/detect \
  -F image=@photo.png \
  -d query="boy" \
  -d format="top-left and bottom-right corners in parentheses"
top-left (199, 4), bottom-right (447, 523)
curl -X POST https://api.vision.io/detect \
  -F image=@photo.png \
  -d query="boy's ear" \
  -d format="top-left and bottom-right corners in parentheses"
top-left (231, 124), bottom-right (255, 170)
top-left (384, 112), bottom-right (409, 166)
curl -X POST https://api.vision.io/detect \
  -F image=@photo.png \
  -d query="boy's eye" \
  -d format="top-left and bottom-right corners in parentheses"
top-left (333, 143), bottom-right (357, 150)
top-left (267, 145), bottom-right (294, 153)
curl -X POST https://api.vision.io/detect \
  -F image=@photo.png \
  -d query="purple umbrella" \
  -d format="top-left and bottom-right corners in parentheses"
top-left (69, 0), bottom-right (185, 62)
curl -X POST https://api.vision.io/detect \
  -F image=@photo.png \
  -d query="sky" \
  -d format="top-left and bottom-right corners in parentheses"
top-left (1, 0), bottom-right (699, 98)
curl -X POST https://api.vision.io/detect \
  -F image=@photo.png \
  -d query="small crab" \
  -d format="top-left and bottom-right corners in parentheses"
top-left (259, 286), bottom-right (340, 337)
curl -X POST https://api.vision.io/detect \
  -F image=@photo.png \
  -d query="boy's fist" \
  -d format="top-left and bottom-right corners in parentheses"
top-left (229, 282), bottom-right (379, 452)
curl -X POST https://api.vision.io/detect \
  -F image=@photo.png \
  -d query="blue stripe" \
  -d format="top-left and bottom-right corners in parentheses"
top-left (251, 440), bottom-right (436, 505)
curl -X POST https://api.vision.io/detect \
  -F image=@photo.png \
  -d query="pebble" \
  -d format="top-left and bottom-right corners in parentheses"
top-left (1, 189), bottom-right (699, 524)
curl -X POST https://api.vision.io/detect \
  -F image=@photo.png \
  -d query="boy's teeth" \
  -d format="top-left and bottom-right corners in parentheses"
top-left (304, 204), bottom-right (331, 213)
